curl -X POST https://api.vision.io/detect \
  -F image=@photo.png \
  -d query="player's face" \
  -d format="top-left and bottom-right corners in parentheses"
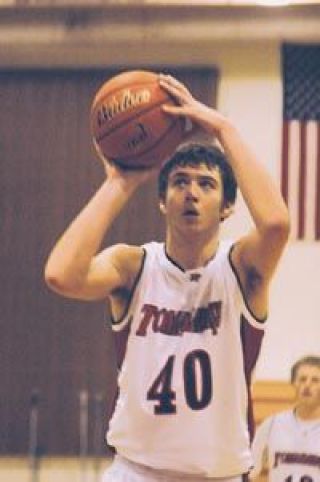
top-left (160, 163), bottom-right (228, 235)
top-left (293, 364), bottom-right (320, 409)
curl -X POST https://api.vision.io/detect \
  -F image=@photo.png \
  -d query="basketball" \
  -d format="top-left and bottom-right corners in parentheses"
top-left (90, 70), bottom-right (185, 169)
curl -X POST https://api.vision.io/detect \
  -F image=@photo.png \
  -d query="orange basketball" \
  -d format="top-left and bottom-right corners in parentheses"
top-left (90, 70), bottom-right (185, 169)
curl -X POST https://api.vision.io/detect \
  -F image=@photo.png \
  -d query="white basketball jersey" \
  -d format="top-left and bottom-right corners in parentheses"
top-left (107, 241), bottom-right (265, 477)
top-left (251, 410), bottom-right (320, 482)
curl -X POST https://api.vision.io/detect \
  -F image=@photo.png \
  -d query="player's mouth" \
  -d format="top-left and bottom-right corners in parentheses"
top-left (183, 207), bottom-right (199, 217)
top-left (301, 389), bottom-right (311, 397)
top-left (183, 205), bottom-right (199, 218)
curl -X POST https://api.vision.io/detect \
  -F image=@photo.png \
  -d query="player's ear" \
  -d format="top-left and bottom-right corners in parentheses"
top-left (159, 198), bottom-right (167, 215)
top-left (220, 202), bottom-right (234, 222)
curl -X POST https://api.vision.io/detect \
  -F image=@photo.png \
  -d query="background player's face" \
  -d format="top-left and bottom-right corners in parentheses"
top-left (293, 364), bottom-right (320, 409)
top-left (160, 163), bottom-right (227, 236)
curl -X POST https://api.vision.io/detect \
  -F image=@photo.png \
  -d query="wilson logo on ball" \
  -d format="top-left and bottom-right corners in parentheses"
top-left (96, 88), bottom-right (151, 127)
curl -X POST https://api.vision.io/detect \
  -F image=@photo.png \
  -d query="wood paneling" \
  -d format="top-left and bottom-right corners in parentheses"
top-left (0, 67), bottom-right (218, 455)
top-left (252, 379), bottom-right (295, 424)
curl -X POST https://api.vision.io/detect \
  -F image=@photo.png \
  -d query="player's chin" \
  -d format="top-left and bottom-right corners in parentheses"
top-left (182, 215), bottom-right (201, 226)
top-left (180, 219), bottom-right (205, 234)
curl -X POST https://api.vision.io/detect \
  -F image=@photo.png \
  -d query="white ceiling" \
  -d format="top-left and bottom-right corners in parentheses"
top-left (0, 0), bottom-right (319, 5)
top-left (0, 0), bottom-right (319, 67)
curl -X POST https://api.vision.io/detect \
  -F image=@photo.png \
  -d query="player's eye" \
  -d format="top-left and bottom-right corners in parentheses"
top-left (173, 177), bottom-right (188, 188)
top-left (199, 179), bottom-right (215, 190)
top-left (297, 376), bottom-right (307, 383)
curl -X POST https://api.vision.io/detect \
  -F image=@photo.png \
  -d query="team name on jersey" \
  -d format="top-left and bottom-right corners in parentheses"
top-left (273, 452), bottom-right (320, 468)
top-left (135, 301), bottom-right (222, 337)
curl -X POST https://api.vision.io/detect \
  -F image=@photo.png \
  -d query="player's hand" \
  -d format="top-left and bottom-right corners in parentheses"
top-left (93, 139), bottom-right (158, 188)
top-left (159, 73), bottom-right (231, 139)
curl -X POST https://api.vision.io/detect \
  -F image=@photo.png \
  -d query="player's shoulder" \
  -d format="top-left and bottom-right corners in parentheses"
top-left (107, 243), bottom-right (144, 263)
top-left (141, 241), bottom-right (165, 262)
top-left (113, 241), bottom-right (164, 284)
top-left (210, 239), bottom-right (234, 265)
top-left (220, 239), bottom-right (235, 250)
top-left (104, 243), bottom-right (145, 283)
top-left (260, 409), bottom-right (293, 431)
top-left (142, 240), bottom-right (163, 252)
top-left (212, 239), bottom-right (237, 274)
top-left (272, 409), bottom-right (294, 424)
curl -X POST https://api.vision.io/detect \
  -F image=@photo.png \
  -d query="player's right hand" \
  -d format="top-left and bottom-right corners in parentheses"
top-left (93, 139), bottom-right (158, 188)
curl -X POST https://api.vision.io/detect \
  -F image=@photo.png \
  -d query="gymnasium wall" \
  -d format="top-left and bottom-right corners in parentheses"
top-left (215, 43), bottom-right (320, 381)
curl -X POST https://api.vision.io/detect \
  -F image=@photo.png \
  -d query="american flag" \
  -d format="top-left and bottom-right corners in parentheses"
top-left (281, 43), bottom-right (320, 241)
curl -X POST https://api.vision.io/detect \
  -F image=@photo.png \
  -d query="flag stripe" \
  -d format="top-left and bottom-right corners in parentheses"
top-left (281, 121), bottom-right (289, 205)
top-left (316, 123), bottom-right (320, 240)
top-left (305, 122), bottom-right (317, 241)
top-left (287, 121), bottom-right (300, 240)
top-left (298, 122), bottom-right (307, 240)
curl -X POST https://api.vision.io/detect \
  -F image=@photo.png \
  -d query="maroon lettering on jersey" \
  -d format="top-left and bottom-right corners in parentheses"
top-left (135, 301), bottom-right (222, 337)
top-left (135, 304), bottom-right (158, 336)
top-left (193, 302), bottom-right (221, 334)
top-left (274, 451), bottom-right (320, 468)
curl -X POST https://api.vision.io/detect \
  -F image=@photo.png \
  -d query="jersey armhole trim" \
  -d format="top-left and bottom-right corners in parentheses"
top-left (111, 247), bottom-right (147, 329)
top-left (228, 243), bottom-right (267, 327)
top-left (264, 414), bottom-right (276, 461)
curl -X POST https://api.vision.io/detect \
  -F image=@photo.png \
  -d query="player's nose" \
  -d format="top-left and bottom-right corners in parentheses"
top-left (302, 378), bottom-right (312, 389)
top-left (185, 181), bottom-right (199, 200)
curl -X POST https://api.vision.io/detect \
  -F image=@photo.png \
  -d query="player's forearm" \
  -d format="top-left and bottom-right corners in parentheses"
top-left (217, 122), bottom-right (290, 238)
top-left (44, 177), bottom-right (136, 290)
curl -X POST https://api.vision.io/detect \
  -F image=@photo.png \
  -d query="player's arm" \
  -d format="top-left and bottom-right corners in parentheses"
top-left (159, 74), bottom-right (290, 319)
top-left (216, 123), bottom-right (290, 319)
top-left (44, 160), bottom-right (154, 300)
top-left (250, 417), bottom-right (273, 480)
top-left (46, 243), bottom-right (144, 301)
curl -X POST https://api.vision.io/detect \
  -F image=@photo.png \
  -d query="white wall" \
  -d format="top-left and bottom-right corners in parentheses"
top-left (214, 43), bottom-right (320, 380)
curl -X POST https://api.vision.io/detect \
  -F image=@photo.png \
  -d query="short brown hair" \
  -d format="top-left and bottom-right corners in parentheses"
top-left (290, 356), bottom-right (320, 383)
top-left (158, 142), bottom-right (237, 207)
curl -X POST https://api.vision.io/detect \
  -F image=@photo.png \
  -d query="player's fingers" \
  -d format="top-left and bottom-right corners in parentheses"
top-left (161, 83), bottom-right (190, 107)
top-left (159, 76), bottom-right (192, 104)
top-left (162, 103), bottom-right (196, 119)
top-left (159, 73), bottom-right (190, 96)
top-left (161, 104), bottom-right (186, 116)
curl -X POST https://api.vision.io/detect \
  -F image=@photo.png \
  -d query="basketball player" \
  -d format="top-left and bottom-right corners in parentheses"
top-left (44, 74), bottom-right (290, 481)
top-left (250, 356), bottom-right (320, 482)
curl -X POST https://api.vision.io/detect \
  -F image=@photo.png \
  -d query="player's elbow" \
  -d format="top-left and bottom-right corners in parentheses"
top-left (44, 262), bottom-right (81, 297)
top-left (273, 215), bottom-right (290, 242)
top-left (264, 209), bottom-right (291, 245)
top-left (44, 266), bottom-right (67, 294)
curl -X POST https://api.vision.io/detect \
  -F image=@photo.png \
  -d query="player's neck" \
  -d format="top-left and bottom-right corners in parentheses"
top-left (165, 232), bottom-right (220, 270)
top-left (295, 404), bottom-right (320, 421)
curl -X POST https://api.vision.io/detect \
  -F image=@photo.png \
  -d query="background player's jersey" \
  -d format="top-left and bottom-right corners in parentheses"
top-left (107, 241), bottom-right (265, 477)
top-left (251, 410), bottom-right (320, 482)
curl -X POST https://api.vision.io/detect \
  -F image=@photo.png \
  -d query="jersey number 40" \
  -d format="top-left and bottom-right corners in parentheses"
top-left (147, 349), bottom-right (212, 414)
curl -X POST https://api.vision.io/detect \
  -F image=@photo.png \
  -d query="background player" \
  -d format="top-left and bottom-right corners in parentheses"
top-left (45, 74), bottom-right (290, 481)
top-left (250, 356), bottom-right (320, 482)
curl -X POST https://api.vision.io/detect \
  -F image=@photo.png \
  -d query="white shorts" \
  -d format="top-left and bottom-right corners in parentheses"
top-left (101, 455), bottom-right (246, 482)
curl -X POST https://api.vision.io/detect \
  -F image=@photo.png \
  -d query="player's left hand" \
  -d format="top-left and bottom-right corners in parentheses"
top-left (159, 73), bottom-right (230, 139)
